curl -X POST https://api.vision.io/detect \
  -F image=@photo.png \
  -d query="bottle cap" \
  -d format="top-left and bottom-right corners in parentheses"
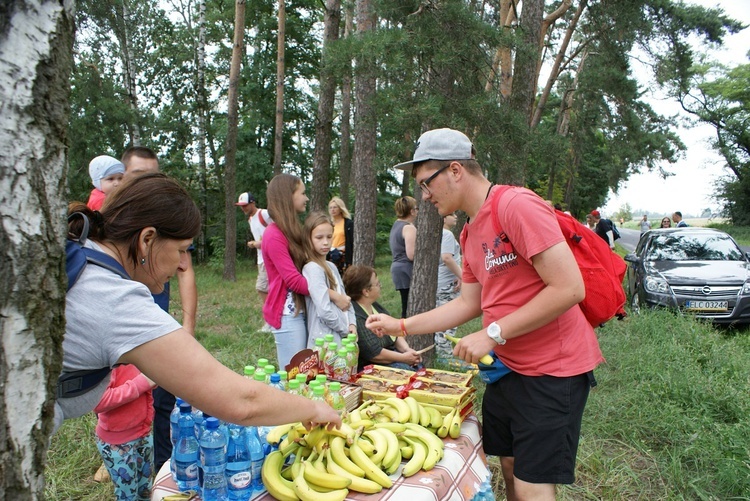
top-left (257, 358), bottom-right (269, 368)
top-left (205, 417), bottom-right (219, 429)
top-left (254, 372), bottom-right (266, 382)
top-left (338, 348), bottom-right (348, 356)
top-left (313, 386), bottom-right (325, 396)
top-left (327, 342), bottom-right (338, 351)
top-left (288, 379), bottom-right (300, 389)
top-left (243, 365), bottom-right (255, 375)
top-left (270, 373), bottom-right (281, 383)
top-left (315, 374), bottom-right (327, 383)
top-left (278, 370), bottom-right (288, 381)
top-left (264, 365), bottom-right (276, 375)
top-left (179, 402), bottom-right (192, 413)
top-left (315, 337), bottom-right (325, 346)
top-left (328, 381), bottom-right (341, 392)
top-left (324, 334), bottom-right (334, 342)
top-left (296, 373), bottom-right (308, 384)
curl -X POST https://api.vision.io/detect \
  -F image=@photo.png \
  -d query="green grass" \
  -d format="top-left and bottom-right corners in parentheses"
top-left (46, 260), bottom-right (750, 500)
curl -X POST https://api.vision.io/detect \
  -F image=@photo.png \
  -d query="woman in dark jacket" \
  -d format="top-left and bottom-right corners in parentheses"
top-left (343, 265), bottom-right (421, 372)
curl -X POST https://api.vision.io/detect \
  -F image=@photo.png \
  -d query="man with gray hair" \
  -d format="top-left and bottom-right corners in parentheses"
top-left (366, 128), bottom-right (603, 500)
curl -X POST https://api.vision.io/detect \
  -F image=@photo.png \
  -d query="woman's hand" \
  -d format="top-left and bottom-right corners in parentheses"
top-left (348, 324), bottom-right (357, 335)
top-left (400, 348), bottom-right (422, 366)
top-left (302, 400), bottom-right (343, 430)
top-left (365, 313), bottom-right (400, 337)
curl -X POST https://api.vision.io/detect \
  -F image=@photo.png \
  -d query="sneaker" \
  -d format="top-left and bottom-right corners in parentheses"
top-left (93, 463), bottom-right (110, 483)
top-left (260, 323), bottom-right (273, 333)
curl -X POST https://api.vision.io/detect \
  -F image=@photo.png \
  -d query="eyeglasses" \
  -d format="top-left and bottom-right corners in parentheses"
top-left (418, 164), bottom-right (451, 195)
top-left (368, 281), bottom-right (381, 289)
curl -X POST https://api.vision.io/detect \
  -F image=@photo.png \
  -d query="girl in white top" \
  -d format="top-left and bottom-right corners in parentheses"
top-left (302, 211), bottom-right (356, 348)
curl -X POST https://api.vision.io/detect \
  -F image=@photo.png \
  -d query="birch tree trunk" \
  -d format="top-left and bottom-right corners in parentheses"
top-left (273, 0), bottom-right (286, 175)
top-left (0, 0), bottom-right (73, 497)
top-left (117, 0), bottom-right (143, 145)
top-left (224, 0), bottom-right (246, 281)
top-left (196, 0), bottom-right (208, 262)
top-left (310, 0), bottom-right (341, 211)
top-left (351, 0), bottom-right (378, 268)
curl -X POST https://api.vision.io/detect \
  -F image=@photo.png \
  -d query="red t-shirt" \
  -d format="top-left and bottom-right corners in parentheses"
top-left (461, 185), bottom-right (604, 377)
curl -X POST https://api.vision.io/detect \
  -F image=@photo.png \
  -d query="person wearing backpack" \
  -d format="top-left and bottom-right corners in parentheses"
top-left (236, 191), bottom-right (272, 329)
top-left (366, 128), bottom-right (603, 501)
top-left (58, 173), bottom-right (341, 437)
top-left (591, 210), bottom-right (616, 249)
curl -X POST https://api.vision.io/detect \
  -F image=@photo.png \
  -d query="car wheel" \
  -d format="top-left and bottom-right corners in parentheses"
top-left (631, 290), bottom-right (642, 315)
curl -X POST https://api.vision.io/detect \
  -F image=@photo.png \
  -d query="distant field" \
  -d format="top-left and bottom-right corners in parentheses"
top-left (621, 217), bottom-right (727, 229)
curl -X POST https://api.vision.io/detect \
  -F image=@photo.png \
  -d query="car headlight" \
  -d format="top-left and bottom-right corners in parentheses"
top-left (644, 276), bottom-right (670, 294)
top-left (742, 281), bottom-right (750, 295)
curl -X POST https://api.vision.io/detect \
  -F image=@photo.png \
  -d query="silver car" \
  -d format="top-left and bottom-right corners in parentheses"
top-left (624, 228), bottom-right (750, 324)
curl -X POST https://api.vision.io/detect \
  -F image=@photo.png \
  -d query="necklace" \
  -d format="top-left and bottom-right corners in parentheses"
top-left (485, 183), bottom-right (494, 201)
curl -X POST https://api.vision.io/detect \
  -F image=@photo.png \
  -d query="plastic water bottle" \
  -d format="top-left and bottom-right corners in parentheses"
top-left (200, 417), bottom-right (228, 501)
top-left (174, 403), bottom-right (200, 492)
top-left (263, 364), bottom-right (276, 384)
top-left (255, 371), bottom-right (273, 452)
top-left (246, 425), bottom-right (265, 492)
top-left (471, 473), bottom-right (496, 501)
top-left (225, 424), bottom-right (252, 501)
top-left (268, 373), bottom-right (285, 392)
top-left (192, 407), bottom-right (204, 440)
top-left (277, 370), bottom-right (288, 390)
top-left (169, 397), bottom-right (185, 481)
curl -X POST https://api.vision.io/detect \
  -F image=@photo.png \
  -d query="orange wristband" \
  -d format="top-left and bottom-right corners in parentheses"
top-left (399, 318), bottom-right (408, 337)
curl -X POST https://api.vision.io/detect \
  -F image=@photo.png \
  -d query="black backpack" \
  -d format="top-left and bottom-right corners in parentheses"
top-left (57, 213), bottom-right (131, 399)
top-left (605, 218), bottom-right (621, 241)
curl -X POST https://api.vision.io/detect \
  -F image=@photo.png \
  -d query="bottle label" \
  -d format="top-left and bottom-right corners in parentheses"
top-left (228, 471), bottom-right (252, 489)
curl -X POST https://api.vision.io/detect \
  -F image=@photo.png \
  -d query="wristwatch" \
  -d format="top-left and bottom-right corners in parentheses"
top-left (486, 322), bottom-right (506, 345)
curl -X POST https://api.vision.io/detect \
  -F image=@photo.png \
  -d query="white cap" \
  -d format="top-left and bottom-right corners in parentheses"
top-left (88, 155), bottom-right (125, 189)
top-left (393, 128), bottom-right (473, 171)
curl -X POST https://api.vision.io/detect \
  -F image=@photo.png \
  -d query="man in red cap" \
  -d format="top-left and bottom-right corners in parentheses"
top-left (591, 210), bottom-right (615, 249)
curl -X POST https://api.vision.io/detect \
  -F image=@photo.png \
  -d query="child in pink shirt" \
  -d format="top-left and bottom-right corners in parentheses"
top-left (94, 364), bottom-right (156, 501)
top-left (86, 155), bottom-right (125, 210)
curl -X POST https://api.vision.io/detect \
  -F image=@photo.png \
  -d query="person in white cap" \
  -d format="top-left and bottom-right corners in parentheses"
top-left (367, 128), bottom-right (603, 500)
top-left (236, 191), bottom-right (273, 330)
top-left (86, 155), bottom-right (125, 210)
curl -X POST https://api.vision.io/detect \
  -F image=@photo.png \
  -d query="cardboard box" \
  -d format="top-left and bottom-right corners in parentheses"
top-left (406, 380), bottom-right (476, 407)
top-left (358, 365), bottom-right (413, 385)
top-left (413, 367), bottom-right (474, 387)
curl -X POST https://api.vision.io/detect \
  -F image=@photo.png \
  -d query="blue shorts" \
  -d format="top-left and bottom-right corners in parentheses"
top-left (481, 370), bottom-right (595, 484)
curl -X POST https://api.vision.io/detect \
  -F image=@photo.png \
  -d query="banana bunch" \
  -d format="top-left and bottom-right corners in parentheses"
top-left (261, 398), bottom-right (450, 500)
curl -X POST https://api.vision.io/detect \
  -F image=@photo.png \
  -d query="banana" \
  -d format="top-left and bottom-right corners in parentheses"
top-left (261, 450), bottom-right (299, 501)
top-left (291, 449), bottom-right (305, 478)
top-left (382, 397), bottom-right (411, 423)
top-left (437, 408), bottom-right (454, 438)
top-left (325, 449), bottom-right (383, 494)
top-left (302, 426), bottom-right (328, 449)
top-left (294, 463), bottom-right (349, 501)
top-left (400, 436), bottom-right (427, 477)
top-left (403, 428), bottom-right (443, 471)
top-left (374, 427), bottom-right (402, 474)
top-left (419, 404), bottom-right (432, 428)
top-left (346, 419), bottom-right (375, 431)
top-left (449, 408), bottom-right (463, 439)
top-left (356, 435), bottom-right (376, 455)
top-left (404, 396), bottom-right (421, 424)
top-left (372, 405), bottom-right (399, 422)
top-left (326, 421), bottom-right (356, 442)
top-left (347, 408), bottom-right (363, 423)
top-left (348, 439), bottom-right (393, 488)
top-left (362, 430), bottom-right (388, 466)
top-left (445, 334), bottom-right (494, 365)
top-left (303, 458), bottom-right (352, 490)
top-left (427, 406), bottom-right (444, 429)
top-left (372, 421), bottom-right (406, 433)
top-left (266, 422), bottom-right (298, 446)
top-left (329, 436), bottom-right (365, 478)
top-left (400, 442), bottom-right (413, 460)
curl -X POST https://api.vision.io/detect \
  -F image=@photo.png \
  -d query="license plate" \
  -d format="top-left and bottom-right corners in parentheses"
top-left (685, 300), bottom-right (728, 312)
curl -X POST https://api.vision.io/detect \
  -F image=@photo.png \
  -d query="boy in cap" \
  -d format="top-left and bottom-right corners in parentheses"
top-left (367, 128), bottom-right (603, 500)
top-left (236, 192), bottom-right (272, 329)
top-left (86, 155), bottom-right (126, 210)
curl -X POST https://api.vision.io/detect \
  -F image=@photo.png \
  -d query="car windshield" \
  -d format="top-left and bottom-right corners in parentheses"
top-left (646, 233), bottom-right (743, 261)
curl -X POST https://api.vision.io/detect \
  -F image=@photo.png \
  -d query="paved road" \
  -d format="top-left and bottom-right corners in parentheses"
top-left (616, 227), bottom-right (640, 253)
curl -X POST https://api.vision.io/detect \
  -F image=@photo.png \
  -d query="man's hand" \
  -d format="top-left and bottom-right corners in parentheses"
top-left (453, 328), bottom-right (500, 365)
top-left (365, 313), bottom-right (400, 337)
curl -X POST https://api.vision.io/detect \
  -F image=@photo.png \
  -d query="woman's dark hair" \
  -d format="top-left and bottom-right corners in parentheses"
top-left (68, 172), bottom-right (201, 268)
top-left (343, 264), bottom-right (376, 302)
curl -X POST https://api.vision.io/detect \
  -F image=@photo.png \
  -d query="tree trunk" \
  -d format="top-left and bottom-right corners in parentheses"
top-left (310, 0), bottom-right (341, 211)
top-left (351, 0), bottom-right (377, 268)
top-left (273, 0), bottom-right (286, 175)
top-left (406, 198), bottom-right (442, 364)
top-left (0, 0), bottom-right (73, 497)
top-left (118, 0), bottom-right (143, 145)
top-left (196, 0), bottom-right (208, 263)
top-left (224, 0), bottom-right (245, 281)
top-left (338, 2), bottom-right (354, 208)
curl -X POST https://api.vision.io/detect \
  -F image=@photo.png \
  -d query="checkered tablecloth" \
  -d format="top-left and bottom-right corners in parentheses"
top-left (152, 413), bottom-right (489, 501)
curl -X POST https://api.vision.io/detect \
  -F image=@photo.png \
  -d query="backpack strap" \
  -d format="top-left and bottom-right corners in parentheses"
top-left (56, 367), bottom-right (111, 399)
top-left (258, 209), bottom-right (268, 227)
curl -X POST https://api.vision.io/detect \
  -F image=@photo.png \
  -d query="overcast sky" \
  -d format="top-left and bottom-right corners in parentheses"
top-left (601, 0), bottom-right (749, 218)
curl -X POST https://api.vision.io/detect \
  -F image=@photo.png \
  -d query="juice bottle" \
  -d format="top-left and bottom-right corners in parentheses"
top-left (323, 342), bottom-right (339, 378)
